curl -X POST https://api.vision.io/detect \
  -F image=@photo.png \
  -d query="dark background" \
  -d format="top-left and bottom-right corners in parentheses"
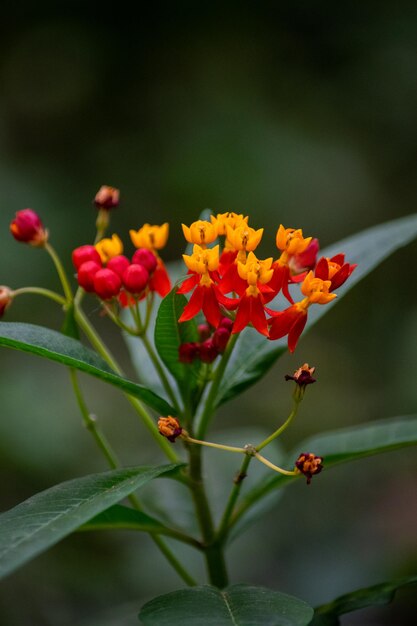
top-left (0, 4), bottom-right (416, 625)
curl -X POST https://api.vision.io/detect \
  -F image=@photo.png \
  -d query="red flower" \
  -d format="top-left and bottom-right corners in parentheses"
top-left (179, 283), bottom-right (222, 328)
top-left (268, 304), bottom-right (308, 352)
top-left (314, 254), bottom-right (356, 291)
top-left (232, 293), bottom-right (269, 337)
top-left (149, 258), bottom-right (171, 297)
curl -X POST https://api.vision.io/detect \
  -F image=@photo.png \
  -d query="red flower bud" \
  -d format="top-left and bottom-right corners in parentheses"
top-left (77, 261), bottom-right (102, 292)
top-left (94, 185), bottom-right (120, 209)
top-left (0, 286), bottom-right (13, 317)
top-left (212, 327), bottom-right (230, 353)
top-left (107, 255), bottom-right (130, 277)
top-left (218, 316), bottom-right (234, 332)
top-left (179, 342), bottom-right (200, 363)
top-left (122, 264), bottom-right (149, 294)
top-left (10, 209), bottom-right (48, 246)
top-left (72, 245), bottom-right (102, 270)
top-left (93, 268), bottom-right (122, 300)
top-left (197, 323), bottom-right (211, 342)
top-left (132, 248), bottom-right (158, 274)
top-left (199, 339), bottom-right (219, 363)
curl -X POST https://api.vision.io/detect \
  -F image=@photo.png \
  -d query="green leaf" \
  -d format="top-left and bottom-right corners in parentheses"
top-left (0, 464), bottom-right (181, 579)
top-left (231, 416), bottom-right (417, 541)
top-left (154, 289), bottom-right (203, 402)
top-left (80, 504), bottom-right (171, 534)
top-left (0, 322), bottom-right (175, 415)
top-left (310, 575), bottom-right (417, 625)
top-left (139, 584), bottom-right (314, 626)
top-left (216, 213), bottom-right (417, 407)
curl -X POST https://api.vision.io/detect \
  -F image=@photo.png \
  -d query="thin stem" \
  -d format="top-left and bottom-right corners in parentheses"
top-left (102, 303), bottom-right (137, 335)
top-left (216, 454), bottom-right (252, 543)
top-left (185, 435), bottom-right (245, 455)
top-left (73, 306), bottom-right (179, 463)
top-left (152, 535), bottom-right (197, 586)
top-left (70, 369), bottom-right (120, 468)
top-left (196, 333), bottom-right (239, 440)
top-left (70, 369), bottom-right (196, 586)
top-left (45, 242), bottom-right (73, 302)
top-left (12, 287), bottom-right (66, 307)
top-left (141, 332), bottom-right (180, 412)
top-left (187, 444), bottom-right (229, 588)
top-left (256, 397), bottom-right (301, 452)
top-left (254, 452), bottom-right (298, 477)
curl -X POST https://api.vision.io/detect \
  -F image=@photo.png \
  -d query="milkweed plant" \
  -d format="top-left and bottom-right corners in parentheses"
top-left (1, 187), bottom-right (416, 625)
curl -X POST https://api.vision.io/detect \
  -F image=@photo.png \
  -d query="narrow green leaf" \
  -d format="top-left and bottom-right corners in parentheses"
top-left (0, 464), bottom-right (181, 579)
top-left (0, 322), bottom-right (175, 415)
top-left (154, 289), bottom-right (203, 400)
top-left (216, 213), bottom-right (417, 407)
top-left (80, 504), bottom-right (170, 534)
top-left (139, 584), bottom-right (314, 626)
top-left (231, 416), bottom-right (417, 541)
top-left (310, 575), bottom-right (417, 625)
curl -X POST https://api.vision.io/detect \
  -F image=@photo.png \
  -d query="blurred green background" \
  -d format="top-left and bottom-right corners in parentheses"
top-left (0, 3), bottom-right (416, 625)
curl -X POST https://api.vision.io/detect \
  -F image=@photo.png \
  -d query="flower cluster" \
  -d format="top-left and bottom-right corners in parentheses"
top-left (73, 224), bottom-right (171, 303)
top-left (178, 214), bottom-right (355, 351)
top-left (179, 317), bottom-right (233, 364)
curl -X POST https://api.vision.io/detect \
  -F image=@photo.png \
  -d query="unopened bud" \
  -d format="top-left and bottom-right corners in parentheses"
top-left (0, 286), bottom-right (13, 317)
top-left (94, 185), bottom-right (120, 210)
top-left (72, 245), bottom-right (102, 270)
top-left (199, 339), bottom-right (219, 363)
top-left (93, 268), bottom-right (122, 300)
top-left (179, 342), bottom-right (200, 363)
top-left (212, 327), bottom-right (230, 353)
top-left (107, 255), bottom-right (130, 278)
top-left (295, 452), bottom-right (323, 485)
top-left (122, 264), bottom-right (149, 294)
top-left (132, 248), bottom-right (158, 274)
top-left (77, 261), bottom-right (102, 292)
top-left (10, 209), bottom-right (48, 247)
top-left (197, 323), bottom-right (211, 342)
top-left (158, 416), bottom-right (182, 442)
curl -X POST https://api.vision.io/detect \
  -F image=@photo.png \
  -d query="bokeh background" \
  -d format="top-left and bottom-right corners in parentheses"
top-left (0, 3), bottom-right (416, 625)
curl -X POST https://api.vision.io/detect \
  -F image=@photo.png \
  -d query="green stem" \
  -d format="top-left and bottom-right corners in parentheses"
top-left (185, 435), bottom-right (245, 455)
top-left (196, 333), bottom-right (239, 439)
top-left (188, 444), bottom-right (229, 588)
top-left (70, 368), bottom-right (120, 469)
top-left (70, 369), bottom-right (196, 586)
top-left (256, 397), bottom-right (301, 452)
top-left (216, 454), bottom-right (252, 543)
top-left (141, 333), bottom-right (180, 413)
top-left (152, 535), bottom-right (197, 586)
top-left (12, 287), bottom-right (66, 307)
top-left (254, 452), bottom-right (298, 476)
top-left (73, 306), bottom-right (179, 463)
top-left (45, 242), bottom-right (74, 302)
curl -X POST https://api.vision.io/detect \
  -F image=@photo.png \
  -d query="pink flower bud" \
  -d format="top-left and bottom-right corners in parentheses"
top-left (107, 255), bottom-right (130, 277)
top-left (72, 245), bottom-right (102, 270)
top-left (197, 323), bottom-right (211, 342)
top-left (10, 209), bottom-right (48, 246)
top-left (179, 342), bottom-right (200, 363)
top-left (218, 317), bottom-right (233, 332)
top-left (93, 268), bottom-right (122, 300)
top-left (199, 339), bottom-right (219, 363)
top-left (122, 264), bottom-right (149, 294)
top-left (0, 286), bottom-right (13, 317)
top-left (94, 185), bottom-right (120, 209)
top-left (77, 261), bottom-right (102, 292)
top-left (132, 248), bottom-right (158, 274)
top-left (212, 327), bottom-right (230, 353)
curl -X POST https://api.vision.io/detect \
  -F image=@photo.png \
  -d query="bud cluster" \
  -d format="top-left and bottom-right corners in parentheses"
top-left (72, 244), bottom-right (158, 302)
top-left (179, 317), bottom-right (233, 364)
